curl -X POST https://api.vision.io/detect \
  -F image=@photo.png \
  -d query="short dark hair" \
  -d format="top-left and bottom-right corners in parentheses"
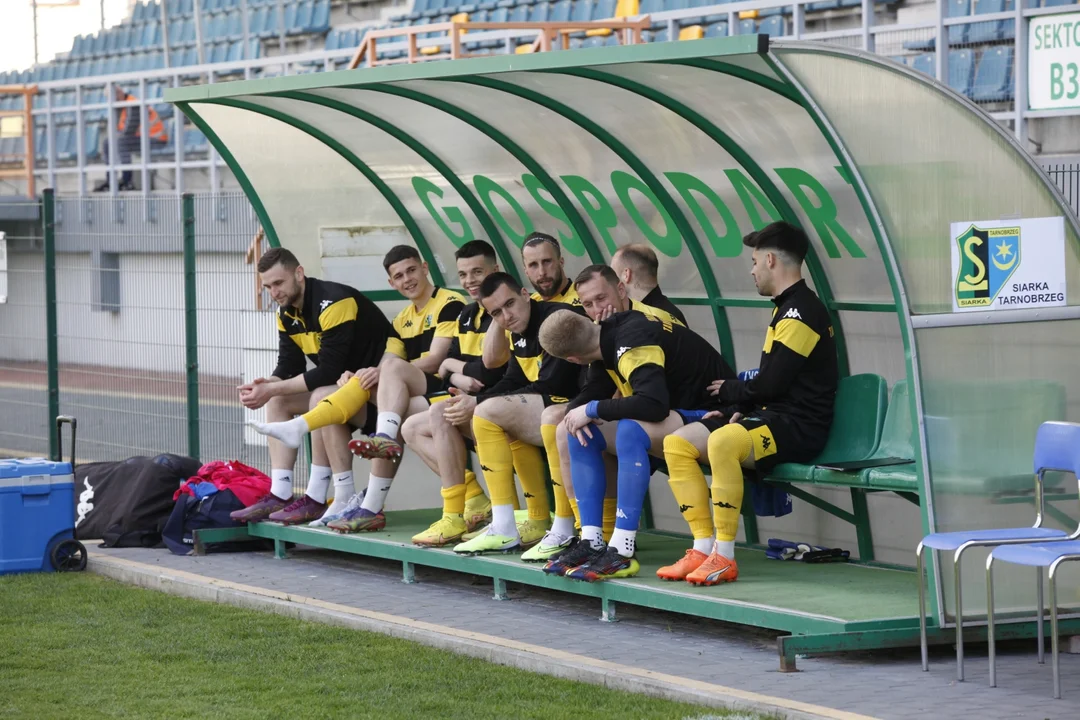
top-left (573, 264), bottom-right (619, 289)
top-left (257, 247), bottom-right (300, 274)
top-left (455, 240), bottom-right (497, 264)
top-left (522, 232), bottom-right (561, 257)
top-left (478, 271), bottom-right (523, 300)
top-left (383, 245), bottom-right (422, 273)
top-left (613, 244), bottom-right (659, 281)
top-left (743, 222), bottom-right (809, 264)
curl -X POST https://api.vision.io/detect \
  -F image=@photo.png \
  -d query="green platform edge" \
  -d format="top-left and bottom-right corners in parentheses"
top-left (191, 513), bottom-right (1080, 671)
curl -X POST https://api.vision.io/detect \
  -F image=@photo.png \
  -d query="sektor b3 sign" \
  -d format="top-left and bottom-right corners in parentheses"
top-left (1029, 13), bottom-right (1080, 111)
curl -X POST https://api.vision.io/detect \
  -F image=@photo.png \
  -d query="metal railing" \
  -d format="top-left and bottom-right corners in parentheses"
top-left (0, 0), bottom-right (1074, 194)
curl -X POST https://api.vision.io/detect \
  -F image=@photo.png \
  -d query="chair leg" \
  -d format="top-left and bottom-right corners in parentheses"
top-left (987, 556), bottom-right (996, 687)
top-left (1037, 566), bottom-right (1045, 665)
top-left (918, 544), bottom-right (929, 671)
top-left (955, 551), bottom-right (965, 681)
top-left (1050, 568), bottom-right (1060, 699)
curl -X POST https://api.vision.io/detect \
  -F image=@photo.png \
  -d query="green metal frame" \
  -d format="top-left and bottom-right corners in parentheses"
top-left (277, 90), bottom-right (524, 285)
top-left (207, 97), bottom-right (446, 286)
top-left (182, 193), bottom-right (200, 461)
top-left (453, 75), bottom-right (735, 362)
top-left (762, 52), bottom-right (937, 621)
top-left (43, 189), bottom-right (59, 460)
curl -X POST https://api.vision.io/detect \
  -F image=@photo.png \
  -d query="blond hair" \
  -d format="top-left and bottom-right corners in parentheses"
top-left (538, 310), bottom-right (598, 360)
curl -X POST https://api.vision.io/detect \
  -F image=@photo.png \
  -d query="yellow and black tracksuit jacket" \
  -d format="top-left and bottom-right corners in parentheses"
top-left (568, 311), bottom-right (734, 423)
top-left (272, 277), bottom-right (392, 391)
top-left (446, 301), bottom-right (506, 390)
top-left (713, 279), bottom-right (839, 461)
top-left (386, 287), bottom-right (466, 362)
top-left (531, 278), bottom-right (581, 307)
top-left (477, 300), bottom-right (586, 404)
top-left (642, 286), bottom-right (688, 327)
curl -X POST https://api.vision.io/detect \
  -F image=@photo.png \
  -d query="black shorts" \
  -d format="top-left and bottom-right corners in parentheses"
top-left (345, 402), bottom-right (379, 436)
top-left (425, 372), bottom-right (444, 396)
top-left (698, 410), bottom-right (819, 473)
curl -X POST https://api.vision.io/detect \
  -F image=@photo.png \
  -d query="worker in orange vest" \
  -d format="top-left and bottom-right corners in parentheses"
top-left (94, 86), bottom-right (169, 192)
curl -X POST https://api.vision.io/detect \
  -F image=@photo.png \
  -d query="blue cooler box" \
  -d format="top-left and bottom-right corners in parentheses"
top-left (0, 458), bottom-right (76, 575)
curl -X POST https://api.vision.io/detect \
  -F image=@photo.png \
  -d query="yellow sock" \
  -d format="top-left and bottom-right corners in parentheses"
top-left (541, 424), bottom-right (574, 520)
top-left (301, 378), bottom-right (370, 431)
top-left (568, 495), bottom-right (580, 530)
top-left (602, 497), bottom-right (617, 543)
top-left (473, 416), bottom-right (516, 507)
top-left (664, 435), bottom-right (714, 540)
top-left (441, 483), bottom-right (466, 516)
top-left (510, 440), bottom-right (550, 521)
top-left (464, 470), bottom-right (484, 500)
top-left (707, 424), bottom-right (752, 542)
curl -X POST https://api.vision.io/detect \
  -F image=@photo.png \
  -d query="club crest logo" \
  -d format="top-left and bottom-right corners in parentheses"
top-left (955, 224), bottom-right (1021, 308)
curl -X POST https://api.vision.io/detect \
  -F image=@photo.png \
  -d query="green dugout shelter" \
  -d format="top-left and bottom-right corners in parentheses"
top-left (168, 36), bottom-right (1080, 666)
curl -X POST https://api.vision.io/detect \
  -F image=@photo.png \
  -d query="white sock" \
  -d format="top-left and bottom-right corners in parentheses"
top-left (248, 416), bottom-right (308, 449)
top-left (550, 515), bottom-right (576, 538)
top-left (582, 525), bottom-right (605, 550)
top-left (490, 503), bottom-right (517, 537)
top-left (375, 411), bottom-right (402, 438)
top-left (608, 527), bottom-right (636, 558)
top-left (270, 469), bottom-right (293, 501)
top-left (304, 465), bottom-right (332, 504)
top-left (693, 537), bottom-right (714, 555)
top-left (715, 539), bottom-right (736, 559)
top-left (326, 472), bottom-right (355, 512)
top-left (359, 474), bottom-right (393, 514)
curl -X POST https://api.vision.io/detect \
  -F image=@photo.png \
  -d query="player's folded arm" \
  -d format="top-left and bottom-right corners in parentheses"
top-left (593, 362), bottom-right (670, 423)
top-left (302, 320), bottom-right (356, 390)
top-left (718, 316), bottom-right (820, 405)
top-left (566, 364), bottom-right (617, 413)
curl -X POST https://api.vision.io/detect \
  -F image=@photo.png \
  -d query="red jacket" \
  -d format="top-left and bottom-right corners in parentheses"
top-left (173, 460), bottom-right (271, 507)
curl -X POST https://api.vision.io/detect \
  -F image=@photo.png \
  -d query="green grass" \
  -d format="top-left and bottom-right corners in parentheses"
top-left (0, 573), bottom-right (768, 720)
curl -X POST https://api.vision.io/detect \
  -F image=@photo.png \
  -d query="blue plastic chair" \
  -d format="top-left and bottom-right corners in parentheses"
top-left (917, 420), bottom-right (1076, 681)
top-left (986, 422), bottom-right (1080, 699)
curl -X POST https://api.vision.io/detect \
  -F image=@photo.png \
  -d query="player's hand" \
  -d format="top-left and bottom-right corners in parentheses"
top-left (728, 412), bottom-right (743, 425)
top-left (443, 393), bottom-right (477, 426)
top-left (237, 376), bottom-right (268, 395)
top-left (452, 373), bottom-right (485, 393)
top-left (355, 366), bottom-right (380, 390)
top-left (597, 304), bottom-right (616, 322)
top-left (240, 380), bottom-right (276, 410)
top-left (702, 410), bottom-right (724, 421)
top-left (565, 406), bottom-right (600, 446)
top-left (336, 371), bottom-right (355, 387)
top-left (708, 379), bottom-right (726, 396)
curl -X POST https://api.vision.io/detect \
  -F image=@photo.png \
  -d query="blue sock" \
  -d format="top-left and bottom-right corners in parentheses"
top-left (614, 420), bottom-right (651, 531)
top-left (566, 427), bottom-right (607, 533)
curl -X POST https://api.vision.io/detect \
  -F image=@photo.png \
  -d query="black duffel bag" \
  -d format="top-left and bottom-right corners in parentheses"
top-left (74, 454), bottom-right (199, 547)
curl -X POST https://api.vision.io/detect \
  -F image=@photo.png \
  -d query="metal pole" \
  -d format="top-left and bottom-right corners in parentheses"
top-left (161, 0), bottom-right (172, 69)
top-left (32, 0), bottom-right (40, 67)
top-left (240, 0), bottom-right (251, 58)
top-left (101, 0), bottom-right (106, 30)
top-left (194, 0), bottom-right (206, 66)
top-left (276, 0), bottom-right (286, 56)
top-left (139, 77), bottom-right (150, 195)
top-left (43, 188), bottom-right (59, 460)
top-left (183, 193), bottom-right (200, 461)
top-left (860, 0), bottom-right (873, 53)
top-left (1014, 3), bottom-right (1028, 146)
top-left (935, 0), bottom-right (946, 84)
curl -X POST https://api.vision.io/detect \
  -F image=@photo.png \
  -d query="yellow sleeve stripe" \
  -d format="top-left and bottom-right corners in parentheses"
top-left (773, 317), bottom-right (820, 358)
top-left (386, 337), bottom-right (407, 359)
top-left (632, 300), bottom-right (684, 328)
top-left (435, 320), bottom-right (457, 338)
top-left (616, 345), bottom-right (665, 384)
top-left (319, 297), bottom-right (359, 331)
top-left (276, 314), bottom-right (286, 332)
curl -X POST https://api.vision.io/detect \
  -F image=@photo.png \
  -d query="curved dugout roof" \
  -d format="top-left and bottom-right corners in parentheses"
top-left (168, 36), bottom-right (1080, 619)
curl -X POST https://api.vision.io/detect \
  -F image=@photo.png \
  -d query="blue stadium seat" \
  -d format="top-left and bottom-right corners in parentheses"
top-left (570, 0), bottom-right (592, 21)
top-left (170, 49), bottom-right (187, 66)
top-left (970, 46), bottom-right (1013, 101)
top-left (225, 10), bottom-right (242, 39)
top-left (283, 1), bottom-right (300, 34)
top-left (311, 0), bottom-right (331, 32)
top-left (250, 7), bottom-right (270, 37)
top-left (911, 52), bottom-right (935, 76)
top-left (291, 1), bottom-right (314, 34)
top-left (133, 1), bottom-right (148, 22)
top-left (550, 0), bottom-right (572, 22)
top-left (205, 0), bottom-right (223, 12)
top-left (34, 127), bottom-right (46, 164)
top-left (84, 124), bottom-right (101, 162)
top-left (705, 20), bottom-right (727, 36)
top-left (652, 27), bottom-right (670, 41)
top-left (759, 15), bottom-right (785, 36)
top-left (738, 18), bottom-right (756, 34)
top-left (1043, 0), bottom-right (1074, 5)
top-left (54, 126), bottom-right (74, 162)
top-left (948, 48), bottom-right (975, 95)
top-left (208, 13), bottom-right (227, 39)
top-left (968, 0), bottom-right (1007, 43)
top-left (91, 32), bottom-right (108, 57)
top-left (210, 42), bottom-right (230, 63)
top-left (529, 3), bottom-right (550, 22)
top-left (581, 36), bottom-right (606, 48)
top-left (947, 0), bottom-right (970, 44)
top-left (592, 0), bottom-right (615, 18)
top-left (808, 0), bottom-right (841, 10)
top-left (179, 18), bottom-right (196, 44)
top-left (508, 3), bottom-right (530, 21)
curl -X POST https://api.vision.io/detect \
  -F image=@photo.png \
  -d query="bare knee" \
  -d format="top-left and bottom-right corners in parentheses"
top-left (555, 419), bottom-right (569, 452)
top-left (540, 403), bottom-right (566, 427)
top-left (401, 413), bottom-right (425, 445)
top-left (308, 384), bottom-right (336, 409)
top-left (473, 398), bottom-right (501, 425)
top-left (265, 394), bottom-right (293, 421)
